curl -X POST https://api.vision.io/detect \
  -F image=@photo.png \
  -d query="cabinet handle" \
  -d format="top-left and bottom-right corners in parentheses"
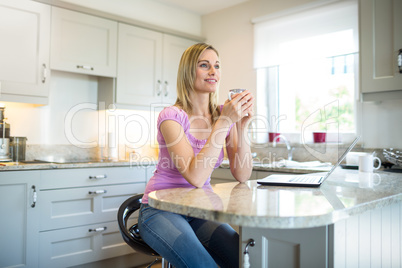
top-left (156, 80), bottom-right (162, 96)
top-left (88, 227), bottom-right (107, 233)
top-left (42, 64), bottom-right (47, 83)
top-left (89, 174), bottom-right (107, 179)
top-left (398, 49), bottom-right (402, 74)
top-left (76, 65), bottom-right (94, 71)
top-left (164, 81), bottom-right (169, 97)
top-left (243, 239), bottom-right (255, 268)
top-left (31, 185), bottom-right (37, 208)
top-left (88, 190), bottom-right (107, 195)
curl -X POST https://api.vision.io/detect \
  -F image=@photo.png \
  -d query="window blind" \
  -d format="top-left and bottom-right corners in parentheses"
top-left (253, 0), bottom-right (358, 69)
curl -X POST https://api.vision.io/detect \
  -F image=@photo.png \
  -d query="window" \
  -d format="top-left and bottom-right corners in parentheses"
top-left (253, 0), bottom-right (358, 143)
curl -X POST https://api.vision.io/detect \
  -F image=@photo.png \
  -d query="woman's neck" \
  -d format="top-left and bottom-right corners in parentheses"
top-left (189, 92), bottom-right (210, 117)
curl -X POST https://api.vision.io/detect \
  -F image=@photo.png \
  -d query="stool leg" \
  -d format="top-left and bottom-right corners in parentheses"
top-left (146, 257), bottom-right (159, 268)
top-left (161, 258), bottom-right (172, 268)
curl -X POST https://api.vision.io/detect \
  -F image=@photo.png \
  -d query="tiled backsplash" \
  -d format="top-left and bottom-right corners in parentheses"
top-left (251, 142), bottom-right (388, 165)
top-left (25, 142), bottom-right (390, 166)
top-left (25, 144), bottom-right (159, 162)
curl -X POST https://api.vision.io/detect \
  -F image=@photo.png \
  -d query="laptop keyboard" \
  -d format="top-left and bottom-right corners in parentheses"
top-left (290, 175), bottom-right (322, 183)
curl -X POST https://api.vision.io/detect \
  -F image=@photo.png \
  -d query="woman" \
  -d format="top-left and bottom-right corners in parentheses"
top-left (138, 43), bottom-right (254, 268)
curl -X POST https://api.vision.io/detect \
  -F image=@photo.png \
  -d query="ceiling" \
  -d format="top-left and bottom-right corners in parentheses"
top-left (155, 0), bottom-right (251, 15)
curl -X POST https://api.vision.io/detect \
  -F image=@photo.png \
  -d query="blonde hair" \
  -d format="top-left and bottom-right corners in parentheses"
top-left (175, 43), bottom-right (220, 123)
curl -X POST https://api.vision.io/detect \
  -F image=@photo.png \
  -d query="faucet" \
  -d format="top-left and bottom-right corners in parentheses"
top-left (272, 135), bottom-right (294, 161)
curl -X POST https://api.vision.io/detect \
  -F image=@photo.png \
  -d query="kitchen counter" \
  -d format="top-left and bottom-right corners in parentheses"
top-left (0, 159), bottom-right (332, 174)
top-left (0, 160), bottom-right (157, 171)
top-left (148, 168), bottom-right (402, 267)
top-left (148, 168), bottom-right (401, 228)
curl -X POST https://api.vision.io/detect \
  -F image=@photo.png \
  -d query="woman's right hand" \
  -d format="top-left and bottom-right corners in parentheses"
top-left (221, 90), bottom-right (253, 124)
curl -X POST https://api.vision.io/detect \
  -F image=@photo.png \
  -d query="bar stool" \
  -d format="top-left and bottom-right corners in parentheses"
top-left (117, 194), bottom-right (172, 268)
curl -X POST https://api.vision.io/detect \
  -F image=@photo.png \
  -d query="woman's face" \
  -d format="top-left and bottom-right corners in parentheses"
top-left (193, 49), bottom-right (220, 94)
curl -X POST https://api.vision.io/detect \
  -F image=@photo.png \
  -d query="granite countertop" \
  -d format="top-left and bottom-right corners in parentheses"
top-left (0, 160), bottom-right (157, 171)
top-left (148, 168), bottom-right (402, 229)
top-left (0, 158), bottom-right (331, 173)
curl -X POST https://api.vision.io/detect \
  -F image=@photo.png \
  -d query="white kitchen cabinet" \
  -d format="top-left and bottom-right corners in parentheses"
top-left (50, 7), bottom-right (117, 77)
top-left (38, 166), bottom-right (147, 268)
top-left (360, 0), bottom-right (402, 101)
top-left (162, 34), bottom-right (197, 104)
top-left (0, 0), bottom-right (50, 105)
top-left (115, 23), bottom-right (196, 106)
top-left (240, 225), bottom-right (331, 268)
top-left (0, 171), bottom-right (40, 268)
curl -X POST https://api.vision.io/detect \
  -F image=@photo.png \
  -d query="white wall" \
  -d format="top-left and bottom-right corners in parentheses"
top-left (5, 71), bottom-right (98, 145)
top-left (201, 0), bottom-right (402, 149)
top-left (5, 71), bottom-right (157, 153)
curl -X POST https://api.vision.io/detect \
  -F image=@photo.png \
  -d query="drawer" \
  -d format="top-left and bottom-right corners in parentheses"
top-left (40, 166), bottom-right (146, 189)
top-left (40, 183), bottom-right (145, 231)
top-left (39, 219), bottom-right (136, 268)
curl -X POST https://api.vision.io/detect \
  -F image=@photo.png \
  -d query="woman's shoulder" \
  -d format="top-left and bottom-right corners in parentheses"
top-left (159, 105), bottom-right (187, 118)
top-left (158, 105), bottom-right (189, 126)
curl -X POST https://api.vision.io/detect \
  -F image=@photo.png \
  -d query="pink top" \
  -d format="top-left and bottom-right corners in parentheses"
top-left (142, 106), bottom-right (232, 204)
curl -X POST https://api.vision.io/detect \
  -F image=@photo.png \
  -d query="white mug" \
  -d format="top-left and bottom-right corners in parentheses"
top-left (346, 152), bottom-right (369, 166)
top-left (358, 155), bottom-right (381, 173)
top-left (228, 88), bottom-right (246, 100)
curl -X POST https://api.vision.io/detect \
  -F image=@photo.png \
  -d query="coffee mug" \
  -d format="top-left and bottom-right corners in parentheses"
top-left (228, 88), bottom-right (246, 100)
top-left (346, 152), bottom-right (369, 166)
top-left (358, 155), bottom-right (381, 173)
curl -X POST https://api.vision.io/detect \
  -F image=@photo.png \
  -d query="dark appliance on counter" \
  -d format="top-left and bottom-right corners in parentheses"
top-left (0, 107), bottom-right (11, 161)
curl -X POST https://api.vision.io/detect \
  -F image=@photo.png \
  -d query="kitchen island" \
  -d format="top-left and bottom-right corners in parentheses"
top-left (148, 168), bottom-right (402, 268)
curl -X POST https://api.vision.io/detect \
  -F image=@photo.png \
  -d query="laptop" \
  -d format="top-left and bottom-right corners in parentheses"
top-left (257, 136), bottom-right (360, 187)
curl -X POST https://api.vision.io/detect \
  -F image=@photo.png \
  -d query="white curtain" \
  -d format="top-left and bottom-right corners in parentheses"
top-left (253, 0), bottom-right (358, 69)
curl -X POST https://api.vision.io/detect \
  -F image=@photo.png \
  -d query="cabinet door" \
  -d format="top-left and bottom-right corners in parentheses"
top-left (0, 171), bottom-right (40, 268)
top-left (162, 34), bottom-right (196, 105)
top-left (50, 7), bottom-right (117, 77)
top-left (0, 0), bottom-right (50, 104)
top-left (116, 23), bottom-right (163, 105)
top-left (360, 0), bottom-right (402, 96)
top-left (39, 219), bottom-right (136, 268)
top-left (40, 183), bottom-right (145, 230)
top-left (240, 225), bottom-right (332, 268)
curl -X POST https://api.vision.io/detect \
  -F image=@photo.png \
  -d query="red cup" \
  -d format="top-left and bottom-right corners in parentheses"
top-left (313, 132), bottom-right (326, 143)
top-left (269, 132), bottom-right (280, 142)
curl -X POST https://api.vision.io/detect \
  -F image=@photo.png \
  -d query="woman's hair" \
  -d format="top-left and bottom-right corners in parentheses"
top-left (175, 43), bottom-right (220, 123)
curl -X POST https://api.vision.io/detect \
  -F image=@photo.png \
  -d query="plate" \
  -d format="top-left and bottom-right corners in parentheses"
top-left (340, 164), bottom-right (358, 170)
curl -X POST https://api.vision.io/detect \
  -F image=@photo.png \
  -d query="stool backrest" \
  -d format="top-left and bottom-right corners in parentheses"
top-left (117, 194), bottom-right (159, 256)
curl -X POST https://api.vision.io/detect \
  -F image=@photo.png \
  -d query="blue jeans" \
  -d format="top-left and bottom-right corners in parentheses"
top-left (138, 204), bottom-right (239, 268)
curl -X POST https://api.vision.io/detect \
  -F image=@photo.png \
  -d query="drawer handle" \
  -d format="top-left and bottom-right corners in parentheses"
top-left (42, 64), bottom-right (47, 83)
top-left (88, 227), bottom-right (107, 233)
top-left (77, 65), bottom-right (94, 71)
top-left (89, 174), bottom-right (107, 179)
top-left (156, 80), bottom-right (162, 96)
top-left (31, 185), bottom-right (37, 208)
top-left (164, 81), bottom-right (169, 96)
top-left (88, 190), bottom-right (107, 195)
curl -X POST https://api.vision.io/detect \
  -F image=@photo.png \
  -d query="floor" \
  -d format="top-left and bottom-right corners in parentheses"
top-left (134, 260), bottom-right (162, 268)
